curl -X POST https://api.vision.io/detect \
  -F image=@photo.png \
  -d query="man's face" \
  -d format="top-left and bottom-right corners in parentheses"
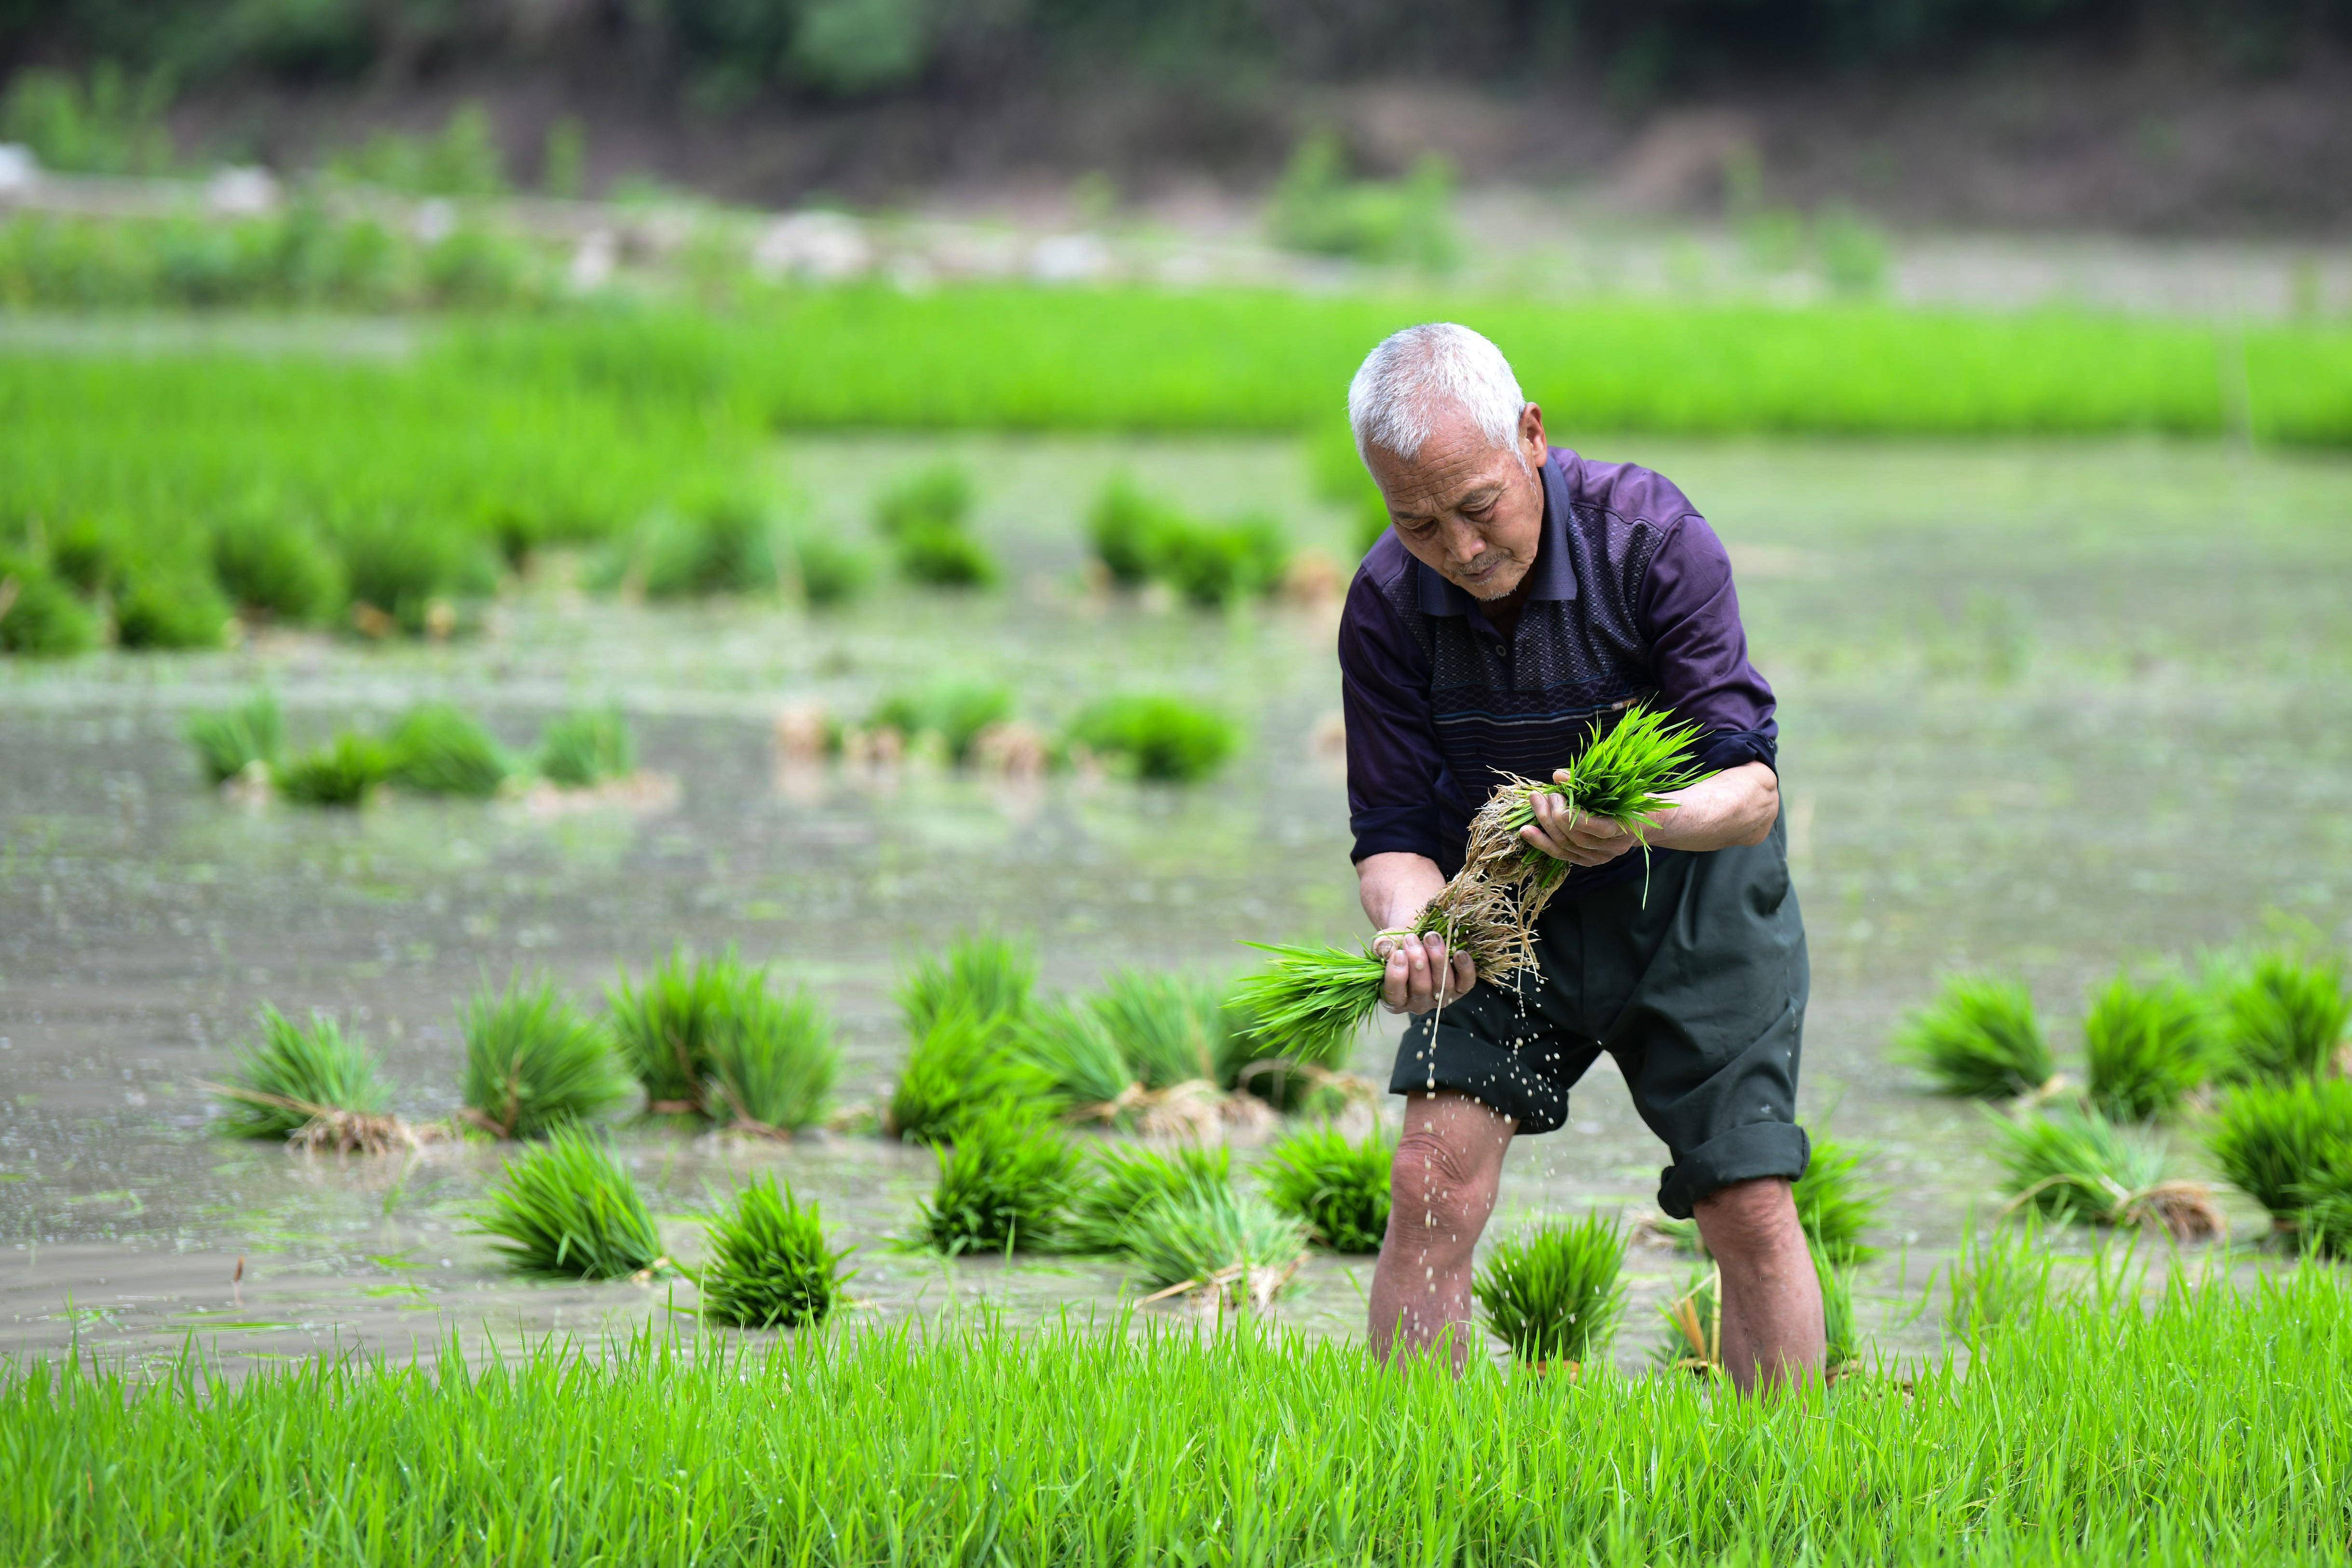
top-left (1363, 403), bottom-right (1549, 600)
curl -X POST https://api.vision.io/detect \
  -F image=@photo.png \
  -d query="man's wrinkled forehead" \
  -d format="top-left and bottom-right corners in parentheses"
top-left (1373, 410), bottom-right (1521, 514)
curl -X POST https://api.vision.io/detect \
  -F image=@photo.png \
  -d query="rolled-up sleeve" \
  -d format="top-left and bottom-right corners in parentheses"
top-left (1638, 516), bottom-right (1779, 776)
top-left (1338, 574), bottom-right (1449, 866)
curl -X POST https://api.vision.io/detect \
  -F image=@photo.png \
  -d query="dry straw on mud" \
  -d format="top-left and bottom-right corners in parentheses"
top-left (698, 1174), bottom-right (854, 1329)
top-left (1990, 1104), bottom-right (2223, 1241)
top-left (210, 1006), bottom-right (414, 1155)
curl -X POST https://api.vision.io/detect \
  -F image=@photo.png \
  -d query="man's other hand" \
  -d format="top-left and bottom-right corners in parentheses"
top-left (1374, 930), bottom-right (1476, 1014)
top-left (1521, 774), bottom-right (1642, 866)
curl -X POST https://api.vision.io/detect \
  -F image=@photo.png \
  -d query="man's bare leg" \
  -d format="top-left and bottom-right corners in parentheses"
top-left (1367, 1090), bottom-right (1515, 1368)
top-left (1693, 1176), bottom-right (1823, 1393)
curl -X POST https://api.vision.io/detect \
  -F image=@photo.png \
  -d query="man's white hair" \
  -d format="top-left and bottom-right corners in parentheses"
top-left (1346, 322), bottom-right (1527, 464)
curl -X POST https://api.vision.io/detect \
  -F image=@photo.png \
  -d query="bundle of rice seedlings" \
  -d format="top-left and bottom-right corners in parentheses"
top-left (1655, 1265), bottom-right (1723, 1376)
top-left (1065, 695), bottom-right (1238, 784)
top-left (1125, 1186), bottom-right (1308, 1310)
top-left (638, 491), bottom-right (778, 599)
top-left (1255, 1123), bottom-right (1395, 1253)
top-left (1473, 1211), bottom-right (1629, 1371)
top-left (605, 948), bottom-right (755, 1116)
top-left (787, 532), bottom-right (872, 608)
top-left (537, 707), bottom-right (634, 789)
top-left (472, 1124), bottom-right (668, 1279)
top-left (275, 733), bottom-right (390, 807)
top-left (888, 1002), bottom-right (1060, 1143)
top-left (897, 931), bottom-right (1036, 1040)
top-left (0, 553), bottom-right (99, 657)
top-left (2208, 951), bottom-right (2351, 1084)
top-left (2204, 1077), bottom-right (2352, 1228)
top-left (1012, 1000), bottom-right (1138, 1120)
top-left (1154, 514), bottom-right (1289, 609)
top-left (915, 1101), bottom-right (1083, 1255)
top-left (113, 564), bottom-right (234, 650)
top-left (1090, 970), bottom-right (1234, 1091)
top-left (1061, 1144), bottom-right (1233, 1254)
top-left (1893, 974), bottom-right (2056, 1099)
top-left (1087, 474), bottom-right (1180, 589)
top-left (185, 692), bottom-right (282, 785)
top-left (1794, 1136), bottom-right (1885, 1265)
top-left (875, 463), bottom-right (974, 538)
top-left (211, 506), bottom-right (342, 622)
top-left (698, 1173), bottom-right (854, 1329)
top-left (1988, 1105), bottom-right (2222, 1240)
top-left (705, 983), bottom-right (840, 1136)
top-left (459, 973), bottom-right (629, 1139)
top-left (212, 1005), bottom-right (407, 1153)
top-left (384, 703), bottom-right (511, 797)
top-left (1458, 704), bottom-right (1711, 919)
top-left (2082, 970), bottom-right (2215, 1122)
top-left (868, 683), bottom-right (1016, 766)
top-left (895, 525), bottom-right (999, 589)
top-left (2297, 1157), bottom-right (2352, 1260)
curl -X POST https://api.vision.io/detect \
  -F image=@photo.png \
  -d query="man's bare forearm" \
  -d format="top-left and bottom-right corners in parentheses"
top-left (1648, 762), bottom-right (1779, 852)
top-left (1356, 851), bottom-right (1449, 932)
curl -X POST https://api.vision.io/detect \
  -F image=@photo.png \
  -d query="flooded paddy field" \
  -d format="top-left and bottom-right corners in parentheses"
top-left (4, 432), bottom-right (2349, 1374)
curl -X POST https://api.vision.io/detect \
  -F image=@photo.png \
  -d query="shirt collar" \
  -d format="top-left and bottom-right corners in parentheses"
top-left (1412, 446), bottom-right (1579, 616)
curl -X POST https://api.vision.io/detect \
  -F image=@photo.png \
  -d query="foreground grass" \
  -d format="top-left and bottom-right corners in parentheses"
top-left (5, 1266), bottom-right (2349, 1564)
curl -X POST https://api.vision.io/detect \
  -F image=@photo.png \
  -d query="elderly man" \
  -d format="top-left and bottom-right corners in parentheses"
top-left (1342, 323), bottom-right (1820, 1389)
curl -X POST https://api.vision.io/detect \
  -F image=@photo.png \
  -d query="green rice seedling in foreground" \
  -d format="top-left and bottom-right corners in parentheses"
top-left (213, 1006), bottom-right (391, 1142)
top-left (2204, 1077), bottom-right (2352, 1228)
top-left (11, 1265), bottom-right (2352, 1563)
top-left (868, 682), bottom-right (1016, 765)
top-left (887, 1003), bottom-right (1059, 1143)
top-left (1473, 1211), bottom-right (1630, 1369)
top-left (472, 1124), bottom-right (666, 1279)
top-left (1065, 695), bottom-right (1238, 784)
top-left (184, 691), bottom-right (281, 784)
top-left (698, 1174), bottom-right (853, 1330)
top-left (704, 983), bottom-right (840, 1135)
top-left (274, 732), bottom-right (390, 807)
top-left (1894, 973), bottom-right (2056, 1098)
top-left (916, 1102), bottom-right (1083, 1255)
top-left (1123, 1186), bottom-right (1308, 1309)
top-left (1062, 1144), bottom-right (1232, 1255)
top-left (897, 930), bottom-right (1037, 1040)
top-left (1989, 1105), bottom-right (2221, 1239)
top-left (384, 703), bottom-right (510, 797)
top-left (1256, 1124), bottom-right (1395, 1253)
top-left (1012, 1000), bottom-right (1136, 1116)
top-left (2299, 1160), bottom-right (2352, 1260)
top-left (2083, 970), bottom-right (2215, 1122)
top-left (535, 707), bottom-right (634, 788)
top-left (1817, 1253), bottom-right (1861, 1375)
top-left (604, 948), bottom-right (755, 1116)
top-left (458, 973), bottom-right (628, 1139)
top-left (2208, 950), bottom-right (2351, 1083)
top-left (1942, 1219), bottom-right (2059, 1341)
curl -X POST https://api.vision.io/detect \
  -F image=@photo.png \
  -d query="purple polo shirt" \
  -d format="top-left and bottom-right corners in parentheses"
top-left (1338, 445), bottom-right (1778, 897)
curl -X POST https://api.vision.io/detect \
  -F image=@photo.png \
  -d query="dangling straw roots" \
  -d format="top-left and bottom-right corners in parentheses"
top-left (203, 1084), bottom-right (424, 1156)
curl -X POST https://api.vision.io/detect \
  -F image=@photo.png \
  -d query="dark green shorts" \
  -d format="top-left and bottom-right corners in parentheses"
top-left (1388, 818), bottom-right (1810, 1219)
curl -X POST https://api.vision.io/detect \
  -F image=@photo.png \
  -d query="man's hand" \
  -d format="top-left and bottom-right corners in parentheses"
top-left (1375, 928), bottom-right (1476, 1015)
top-left (1521, 776), bottom-right (1643, 867)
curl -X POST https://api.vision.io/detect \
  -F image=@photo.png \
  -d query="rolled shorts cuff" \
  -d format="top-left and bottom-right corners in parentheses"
top-left (1657, 1119), bottom-right (1811, 1220)
top-left (1386, 1015), bottom-right (1570, 1134)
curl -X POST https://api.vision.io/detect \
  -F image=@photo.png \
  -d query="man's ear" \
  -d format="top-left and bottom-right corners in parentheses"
top-left (1519, 402), bottom-right (1548, 464)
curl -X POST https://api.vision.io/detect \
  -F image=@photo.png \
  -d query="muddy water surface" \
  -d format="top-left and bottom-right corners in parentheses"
top-left (5, 434), bottom-right (2349, 1374)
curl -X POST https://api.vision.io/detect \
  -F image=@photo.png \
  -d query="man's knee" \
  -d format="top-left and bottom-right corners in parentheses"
top-left (1692, 1176), bottom-right (1803, 1261)
top-left (1387, 1114), bottom-right (1505, 1247)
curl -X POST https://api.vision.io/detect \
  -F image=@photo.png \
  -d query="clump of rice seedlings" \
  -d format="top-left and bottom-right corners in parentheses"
top-left (916, 1101), bottom-right (1083, 1255)
top-left (185, 692), bottom-right (282, 784)
top-left (1794, 1135), bottom-right (1885, 1265)
top-left (1459, 704), bottom-right (1711, 919)
top-left (211, 1006), bottom-right (408, 1154)
top-left (705, 983), bottom-right (840, 1136)
top-left (1154, 513), bottom-right (1289, 609)
top-left (868, 682), bottom-right (1017, 765)
top-left (472, 1123), bottom-right (667, 1279)
top-left (1989, 1105), bottom-right (2222, 1240)
top-left (1256, 1124), bottom-right (1395, 1253)
top-left (786, 531), bottom-right (872, 608)
top-left (0, 554), bottom-right (100, 656)
top-left (887, 1002), bottom-right (1060, 1143)
top-left (604, 947), bottom-right (753, 1116)
top-left (2204, 1077), bottom-right (2352, 1229)
top-left (897, 931), bottom-right (1037, 1039)
top-left (638, 491), bottom-right (778, 599)
top-left (459, 973), bottom-right (629, 1139)
top-left (113, 565), bottom-right (235, 650)
top-left (1062, 1144), bottom-right (1233, 1254)
top-left (536, 707), bottom-right (634, 789)
top-left (1125, 1186), bottom-right (1308, 1310)
top-left (1089, 969), bottom-right (1234, 1091)
top-left (1087, 474), bottom-right (1180, 588)
top-left (1655, 1265), bottom-right (1723, 1375)
top-left (1012, 1000), bottom-right (1137, 1118)
top-left (2208, 950), bottom-right (2350, 1084)
top-left (1943, 1218), bottom-right (2056, 1340)
top-left (1475, 1211), bottom-right (1629, 1370)
top-left (2297, 1159), bottom-right (2352, 1260)
top-left (2082, 970), bottom-right (2215, 1122)
top-left (384, 703), bottom-right (510, 797)
top-left (699, 1173), bottom-right (855, 1329)
top-left (275, 733), bottom-right (391, 807)
top-left (211, 506), bottom-right (342, 621)
top-left (895, 524), bottom-right (999, 588)
top-left (874, 463), bottom-right (974, 538)
top-left (1065, 695), bottom-right (1238, 784)
top-left (1893, 973), bottom-right (2057, 1099)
